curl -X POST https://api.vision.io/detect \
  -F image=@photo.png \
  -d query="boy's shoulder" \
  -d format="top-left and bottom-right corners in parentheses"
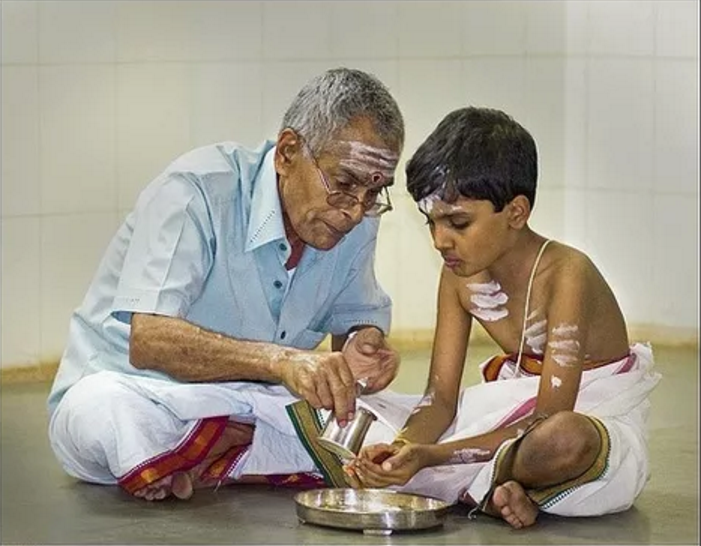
top-left (545, 240), bottom-right (593, 270)
top-left (456, 240), bottom-right (600, 297)
top-left (541, 240), bottom-right (609, 294)
top-left (543, 240), bottom-right (597, 274)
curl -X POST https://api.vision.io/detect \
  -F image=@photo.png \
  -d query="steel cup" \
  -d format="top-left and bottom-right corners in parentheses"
top-left (317, 406), bottom-right (378, 461)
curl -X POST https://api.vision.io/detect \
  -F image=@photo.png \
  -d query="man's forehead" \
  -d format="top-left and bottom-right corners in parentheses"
top-left (329, 140), bottom-right (399, 161)
top-left (329, 139), bottom-right (399, 187)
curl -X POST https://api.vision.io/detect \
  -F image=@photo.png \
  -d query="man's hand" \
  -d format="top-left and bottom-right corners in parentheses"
top-left (346, 442), bottom-right (431, 488)
top-left (343, 327), bottom-right (399, 393)
top-left (278, 350), bottom-right (357, 426)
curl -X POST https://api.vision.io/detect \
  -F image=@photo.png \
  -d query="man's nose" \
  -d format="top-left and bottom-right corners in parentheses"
top-left (342, 202), bottom-right (365, 225)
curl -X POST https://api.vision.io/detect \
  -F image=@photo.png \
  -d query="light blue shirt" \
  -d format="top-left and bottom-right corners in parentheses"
top-left (47, 140), bottom-right (391, 417)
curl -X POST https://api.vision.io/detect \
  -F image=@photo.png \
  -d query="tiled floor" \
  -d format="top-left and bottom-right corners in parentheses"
top-left (1, 344), bottom-right (698, 544)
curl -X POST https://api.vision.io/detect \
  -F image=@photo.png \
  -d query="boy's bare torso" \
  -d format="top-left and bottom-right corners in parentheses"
top-left (453, 241), bottom-right (629, 365)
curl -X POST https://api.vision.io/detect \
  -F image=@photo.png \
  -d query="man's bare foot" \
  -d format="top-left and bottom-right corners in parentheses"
top-left (133, 474), bottom-right (174, 501)
top-left (488, 481), bottom-right (539, 529)
top-left (132, 420), bottom-right (253, 501)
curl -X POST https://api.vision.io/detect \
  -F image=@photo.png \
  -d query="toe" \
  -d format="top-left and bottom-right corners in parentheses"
top-left (154, 488), bottom-right (167, 500)
top-left (172, 472), bottom-right (194, 500)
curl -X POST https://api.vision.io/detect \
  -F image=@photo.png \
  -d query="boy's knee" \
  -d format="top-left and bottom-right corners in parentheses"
top-left (520, 411), bottom-right (601, 472)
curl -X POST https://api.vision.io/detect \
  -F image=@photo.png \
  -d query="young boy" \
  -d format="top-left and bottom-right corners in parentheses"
top-left (345, 107), bottom-right (661, 529)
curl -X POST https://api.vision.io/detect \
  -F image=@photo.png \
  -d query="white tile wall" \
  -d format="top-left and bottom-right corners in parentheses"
top-left (655, 0), bottom-right (699, 58)
top-left (263, 1), bottom-right (332, 60)
top-left (188, 1), bottom-right (263, 61)
top-left (654, 60), bottom-right (699, 194)
top-left (587, 59), bottom-right (654, 192)
top-left (651, 194), bottom-right (699, 327)
top-left (191, 62), bottom-right (263, 149)
top-left (40, 65), bottom-right (116, 214)
top-left (392, 195), bottom-right (442, 331)
top-left (530, 187), bottom-right (564, 241)
top-left (116, 1), bottom-right (193, 62)
top-left (565, 1), bottom-right (589, 55)
top-left (0, 1), bottom-right (698, 366)
top-left (523, 59), bottom-right (565, 190)
top-left (38, 1), bottom-right (116, 64)
top-left (40, 213), bottom-right (120, 358)
top-left (585, 190), bottom-right (655, 325)
top-left (398, 1), bottom-right (462, 59)
top-left (330, 1), bottom-right (399, 59)
top-left (116, 63), bottom-right (191, 210)
top-left (1, 217), bottom-right (42, 366)
top-left (1, 0), bottom-right (38, 64)
top-left (564, 59), bottom-right (588, 189)
top-left (462, 1), bottom-right (527, 56)
top-left (461, 58), bottom-right (526, 120)
top-left (1, 66), bottom-right (40, 217)
top-left (588, 0), bottom-right (655, 56)
top-left (562, 188), bottom-right (589, 252)
top-left (526, 1), bottom-right (566, 55)
top-left (398, 60), bottom-right (464, 157)
top-left (374, 209), bottom-right (401, 319)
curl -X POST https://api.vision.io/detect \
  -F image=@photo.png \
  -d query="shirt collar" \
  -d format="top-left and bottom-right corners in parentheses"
top-left (245, 144), bottom-right (287, 252)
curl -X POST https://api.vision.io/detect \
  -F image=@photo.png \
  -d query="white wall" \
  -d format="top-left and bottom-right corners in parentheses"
top-left (1, 0), bottom-right (698, 368)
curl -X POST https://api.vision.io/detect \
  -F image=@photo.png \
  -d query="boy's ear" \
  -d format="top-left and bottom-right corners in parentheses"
top-left (506, 195), bottom-right (531, 229)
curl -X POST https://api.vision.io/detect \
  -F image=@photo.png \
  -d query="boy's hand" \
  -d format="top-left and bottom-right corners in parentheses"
top-left (343, 327), bottom-right (399, 393)
top-left (348, 442), bottom-right (430, 487)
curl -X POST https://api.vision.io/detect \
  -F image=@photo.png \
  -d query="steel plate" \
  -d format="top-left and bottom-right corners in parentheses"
top-left (294, 488), bottom-right (451, 533)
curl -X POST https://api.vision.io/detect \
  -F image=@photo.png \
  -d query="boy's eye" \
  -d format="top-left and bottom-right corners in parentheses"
top-left (450, 221), bottom-right (470, 230)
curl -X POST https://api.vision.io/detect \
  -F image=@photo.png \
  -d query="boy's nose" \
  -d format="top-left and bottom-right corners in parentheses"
top-left (432, 224), bottom-right (452, 250)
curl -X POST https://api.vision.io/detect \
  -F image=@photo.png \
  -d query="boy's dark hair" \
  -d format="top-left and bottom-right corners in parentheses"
top-left (406, 107), bottom-right (538, 212)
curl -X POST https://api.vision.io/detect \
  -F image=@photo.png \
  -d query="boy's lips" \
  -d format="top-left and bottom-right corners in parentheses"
top-left (443, 256), bottom-right (462, 267)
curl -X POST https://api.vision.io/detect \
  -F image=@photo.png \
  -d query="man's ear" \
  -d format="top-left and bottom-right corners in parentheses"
top-left (274, 128), bottom-right (302, 176)
top-left (506, 195), bottom-right (531, 229)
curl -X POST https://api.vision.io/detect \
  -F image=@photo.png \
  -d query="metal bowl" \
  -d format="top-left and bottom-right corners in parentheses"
top-left (294, 488), bottom-right (451, 535)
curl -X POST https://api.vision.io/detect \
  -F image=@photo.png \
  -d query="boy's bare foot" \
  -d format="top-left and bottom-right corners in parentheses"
top-left (487, 481), bottom-right (538, 529)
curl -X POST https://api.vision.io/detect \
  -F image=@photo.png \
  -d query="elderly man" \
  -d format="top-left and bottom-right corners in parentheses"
top-left (47, 68), bottom-right (404, 501)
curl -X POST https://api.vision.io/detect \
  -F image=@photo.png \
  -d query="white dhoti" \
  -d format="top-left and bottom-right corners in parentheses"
top-left (49, 375), bottom-right (323, 492)
top-left (49, 343), bottom-right (659, 516)
top-left (288, 342), bottom-right (661, 516)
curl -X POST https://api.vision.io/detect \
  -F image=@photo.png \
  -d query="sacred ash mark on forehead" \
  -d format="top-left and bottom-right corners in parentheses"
top-left (336, 140), bottom-right (398, 186)
top-left (418, 191), bottom-right (442, 214)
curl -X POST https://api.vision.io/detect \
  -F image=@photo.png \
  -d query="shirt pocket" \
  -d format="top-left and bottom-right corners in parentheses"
top-left (292, 328), bottom-right (327, 350)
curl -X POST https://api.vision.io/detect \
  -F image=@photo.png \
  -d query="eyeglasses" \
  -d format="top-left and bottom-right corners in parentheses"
top-left (301, 140), bottom-right (393, 218)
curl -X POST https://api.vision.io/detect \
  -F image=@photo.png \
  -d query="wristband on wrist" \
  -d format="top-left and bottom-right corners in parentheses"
top-left (392, 435), bottom-right (411, 447)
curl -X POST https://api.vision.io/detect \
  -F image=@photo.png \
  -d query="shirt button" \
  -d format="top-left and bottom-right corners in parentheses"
top-left (280, 331), bottom-right (287, 340)
top-left (273, 280), bottom-right (283, 289)
top-left (279, 243), bottom-right (287, 251)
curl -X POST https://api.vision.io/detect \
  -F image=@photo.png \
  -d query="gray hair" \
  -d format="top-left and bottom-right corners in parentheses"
top-left (281, 68), bottom-right (405, 155)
